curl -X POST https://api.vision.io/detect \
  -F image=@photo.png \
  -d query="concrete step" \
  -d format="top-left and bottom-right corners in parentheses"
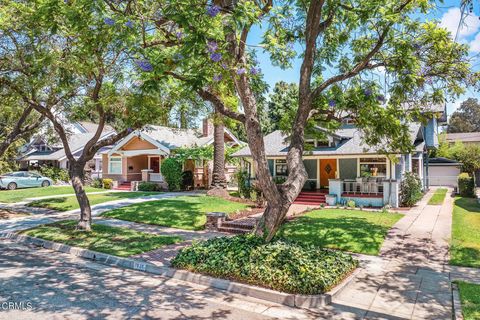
top-left (293, 200), bottom-right (325, 205)
top-left (218, 226), bottom-right (252, 234)
top-left (221, 222), bottom-right (255, 230)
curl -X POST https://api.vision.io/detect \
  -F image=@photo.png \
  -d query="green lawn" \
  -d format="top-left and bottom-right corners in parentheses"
top-left (102, 195), bottom-right (249, 230)
top-left (451, 197), bottom-right (480, 268)
top-left (21, 220), bottom-right (182, 257)
top-left (276, 209), bottom-right (404, 255)
top-left (428, 188), bottom-right (448, 205)
top-left (457, 282), bottom-right (480, 320)
top-left (0, 186), bottom-right (102, 203)
top-left (27, 191), bottom-right (159, 211)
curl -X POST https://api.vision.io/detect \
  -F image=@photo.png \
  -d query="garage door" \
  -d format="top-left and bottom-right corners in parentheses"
top-left (429, 166), bottom-right (461, 187)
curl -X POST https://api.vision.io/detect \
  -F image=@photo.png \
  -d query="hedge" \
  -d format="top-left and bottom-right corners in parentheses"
top-left (171, 235), bottom-right (358, 295)
top-left (458, 173), bottom-right (475, 197)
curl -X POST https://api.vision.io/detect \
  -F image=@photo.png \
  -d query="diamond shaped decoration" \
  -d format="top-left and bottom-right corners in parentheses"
top-left (325, 164), bottom-right (332, 174)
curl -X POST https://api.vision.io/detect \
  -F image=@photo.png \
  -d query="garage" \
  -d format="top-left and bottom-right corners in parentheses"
top-left (427, 157), bottom-right (462, 187)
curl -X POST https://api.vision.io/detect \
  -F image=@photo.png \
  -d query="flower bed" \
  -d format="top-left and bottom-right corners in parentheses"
top-left (171, 235), bottom-right (358, 295)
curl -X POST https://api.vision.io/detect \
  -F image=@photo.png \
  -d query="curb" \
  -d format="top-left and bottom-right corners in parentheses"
top-left (452, 283), bottom-right (464, 320)
top-left (1, 231), bottom-right (359, 309)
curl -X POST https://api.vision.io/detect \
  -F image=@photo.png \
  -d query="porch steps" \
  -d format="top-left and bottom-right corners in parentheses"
top-left (218, 218), bottom-right (256, 234)
top-left (293, 191), bottom-right (327, 205)
top-left (114, 182), bottom-right (132, 191)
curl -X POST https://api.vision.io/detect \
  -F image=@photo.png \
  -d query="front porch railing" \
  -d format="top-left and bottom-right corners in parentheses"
top-left (342, 180), bottom-right (384, 196)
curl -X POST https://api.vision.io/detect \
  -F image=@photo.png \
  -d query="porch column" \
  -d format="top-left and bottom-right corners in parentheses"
top-left (316, 159), bottom-right (321, 189)
top-left (383, 180), bottom-right (399, 208)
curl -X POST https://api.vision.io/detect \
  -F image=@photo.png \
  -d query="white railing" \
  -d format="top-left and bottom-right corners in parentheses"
top-left (342, 180), bottom-right (384, 195)
top-left (150, 173), bottom-right (164, 182)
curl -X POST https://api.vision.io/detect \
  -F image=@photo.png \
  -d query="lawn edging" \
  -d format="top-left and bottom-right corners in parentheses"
top-left (452, 282), bottom-right (464, 320)
top-left (0, 231), bottom-right (360, 309)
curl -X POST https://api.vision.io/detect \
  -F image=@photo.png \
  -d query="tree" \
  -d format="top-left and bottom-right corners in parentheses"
top-left (448, 98), bottom-right (480, 133)
top-left (112, 1), bottom-right (473, 241)
top-left (267, 82), bottom-right (298, 133)
top-left (0, 0), bottom-right (165, 230)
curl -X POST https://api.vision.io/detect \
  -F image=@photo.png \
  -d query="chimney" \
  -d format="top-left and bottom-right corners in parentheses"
top-left (202, 118), bottom-right (214, 137)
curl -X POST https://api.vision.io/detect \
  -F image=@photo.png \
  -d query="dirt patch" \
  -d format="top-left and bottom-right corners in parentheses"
top-left (0, 208), bottom-right (30, 220)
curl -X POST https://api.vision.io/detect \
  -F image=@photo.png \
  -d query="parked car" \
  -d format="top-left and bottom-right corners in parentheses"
top-left (0, 171), bottom-right (53, 190)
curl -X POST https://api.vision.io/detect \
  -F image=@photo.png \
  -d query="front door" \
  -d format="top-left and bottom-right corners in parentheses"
top-left (151, 157), bottom-right (160, 173)
top-left (319, 159), bottom-right (337, 189)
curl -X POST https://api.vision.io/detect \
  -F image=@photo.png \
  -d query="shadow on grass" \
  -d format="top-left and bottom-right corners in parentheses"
top-left (455, 197), bottom-right (480, 213)
top-left (276, 215), bottom-right (393, 255)
top-left (27, 197), bottom-right (70, 210)
top-left (451, 245), bottom-right (480, 268)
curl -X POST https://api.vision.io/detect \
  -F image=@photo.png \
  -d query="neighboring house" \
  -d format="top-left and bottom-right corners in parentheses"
top-left (102, 120), bottom-right (241, 189)
top-left (232, 106), bottom-right (446, 208)
top-left (445, 132), bottom-right (480, 146)
top-left (445, 132), bottom-right (480, 186)
top-left (18, 121), bottom-right (115, 178)
top-left (427, 157), bottom-right (462, 187)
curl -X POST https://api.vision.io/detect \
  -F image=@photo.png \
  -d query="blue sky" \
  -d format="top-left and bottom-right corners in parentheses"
top-left (248, 1), bottom-right (480, 118)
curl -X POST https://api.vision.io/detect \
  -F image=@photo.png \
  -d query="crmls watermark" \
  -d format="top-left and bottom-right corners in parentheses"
top-left (1, 301), bottom-right (33, 311)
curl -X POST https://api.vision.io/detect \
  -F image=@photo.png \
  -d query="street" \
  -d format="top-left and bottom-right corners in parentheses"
top-left (0, 240), bottom-right (318, 320)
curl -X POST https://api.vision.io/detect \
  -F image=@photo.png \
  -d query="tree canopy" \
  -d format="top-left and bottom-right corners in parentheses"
top-left (448, 98), bottom-right (480, 133)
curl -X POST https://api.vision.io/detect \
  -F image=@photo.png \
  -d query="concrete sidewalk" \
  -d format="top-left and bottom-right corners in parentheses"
top-left (321, 188), bottom-right (457, 319)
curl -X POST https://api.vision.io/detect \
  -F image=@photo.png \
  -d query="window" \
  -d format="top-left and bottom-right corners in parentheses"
top-left (109, 157), bottom-right (122, 174)
top-left (275, 159), bottom-right (288, 176)
top-left (359, 158), bottom-right (387, 177)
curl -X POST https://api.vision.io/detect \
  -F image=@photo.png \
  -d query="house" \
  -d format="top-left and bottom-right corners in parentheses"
top-left (102, 120), bottom-right (241, 189)
top-left (445, 132), bottom-right (480, 146)
top-left (18, 121), bottom-right (115, 178)
top-left (232, 107), bottom-right (446, 208)
top-left (426, 157), bottom-right (462, 187)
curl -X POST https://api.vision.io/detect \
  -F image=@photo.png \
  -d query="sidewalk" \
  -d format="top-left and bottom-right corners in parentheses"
top-left (319, 188), bottom-right (457, 319)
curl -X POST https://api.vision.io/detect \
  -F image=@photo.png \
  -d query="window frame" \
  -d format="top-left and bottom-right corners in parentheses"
top-left (108, 157), bottom-right (123, 175)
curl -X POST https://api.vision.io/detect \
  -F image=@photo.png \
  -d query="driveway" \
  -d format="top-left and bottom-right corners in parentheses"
top-left (0, 240), bottom-right (319, 320)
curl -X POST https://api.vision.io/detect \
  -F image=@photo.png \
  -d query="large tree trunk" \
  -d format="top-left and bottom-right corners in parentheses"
top-left (211, 112), bottom-right (226, 189)
top-left (70, 162), bottom-right (92, 231)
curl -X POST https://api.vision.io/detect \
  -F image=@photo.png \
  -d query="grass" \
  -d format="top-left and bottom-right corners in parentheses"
top-left (451, 197), bottom-right (480, 268)
top-left (0, 186), bottom-right (102, 203)
top-left (21, 220), bottom-right (182, 257)
top-left (102, 195), bottom-right (249, 230)
top-left (27, 191), bottom-right (159, 211)
top-left (457, 282), bottom-right (480, 320)
top-left (276, 209), bottom-right (404, 255)
top-left (428, 188), bottom-right (448, 205)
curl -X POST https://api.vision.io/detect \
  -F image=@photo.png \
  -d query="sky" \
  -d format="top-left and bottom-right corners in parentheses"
top-left (247, 0), bottom-right (480, 118)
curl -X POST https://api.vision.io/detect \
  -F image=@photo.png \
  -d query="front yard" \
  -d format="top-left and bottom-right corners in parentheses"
top-left (102, 195), bottom-right (249, 230)
top-left (451, 197), bottom-right (480, 268)
top-left (277, 209), bottom-right (403, 255)
top-left (21, 220), bottom-right (182, 257)
top-left (27, 191), bottom-right (159, 211)
top-left (0, 186), bottom-right (102, 203)
top-left (457, 282), bottom-right (480, 320)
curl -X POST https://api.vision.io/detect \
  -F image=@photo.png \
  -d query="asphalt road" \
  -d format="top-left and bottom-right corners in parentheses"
top-left (0, 240), bottom-right (318, 320)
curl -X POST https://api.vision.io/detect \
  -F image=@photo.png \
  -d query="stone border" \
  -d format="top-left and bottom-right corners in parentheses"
top-left (452, 283), bottom-right (464, 320)
top-left (1, 231), bottom-right (360, 309)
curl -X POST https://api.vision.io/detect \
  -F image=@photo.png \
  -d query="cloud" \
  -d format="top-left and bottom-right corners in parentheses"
top-left (470, 33), bottom-right (480, 52)
top-left (440, 8), bottom-right (480, 39)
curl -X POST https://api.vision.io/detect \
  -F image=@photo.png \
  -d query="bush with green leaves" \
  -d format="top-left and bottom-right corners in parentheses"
top-left (90, 178), bottom-right (103, 189)
top-left (102, 178), bottom-right (114, 189)
top-left (400, 172), bottom-right (423, 207)
top-left (172, 235), bottom-right (358, 295)
top-left (458, 173), bottom-right (475, 197)
top-left (160, 158), bottom-right (183, 191)
top-left (138, 181), bottom-right (160, 192)
top-left (235, 169), bottom-right (252, 198)
top-left (38, 166), bottom-right (70, 183)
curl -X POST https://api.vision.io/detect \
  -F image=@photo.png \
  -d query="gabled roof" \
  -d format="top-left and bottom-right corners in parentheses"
top-left (428, 157), bottom-right (462, 166)
top-left (232, 123), bottom-right (423, 157)
top-left (446, 132), bottom-right (480, 143)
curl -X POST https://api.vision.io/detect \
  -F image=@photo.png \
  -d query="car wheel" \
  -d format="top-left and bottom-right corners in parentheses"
top-left (41, 180), bottom-right (51, 187)
top-left (7, 182), bottom-right (17, 190)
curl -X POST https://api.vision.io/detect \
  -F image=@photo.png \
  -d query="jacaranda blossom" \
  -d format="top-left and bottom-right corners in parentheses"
top-left (210, 53), bottom-right (222, 62)
top-left (135, 59), bottom-right (153, 72)
top-left (207, 41), bottom-right (218, 53)
top-left (236, 68), bottom-right (246, 75)
top-left (207, 5), bottom-right (221, 17)
top-left (213, 74), bottom-right (223, 82)
top-left (250, 67), bottom-right (261, 75)
top-left (125, 20), bottom-right (133, 28)
top-left (104, 18), bottom-right (115, 26)
top-left (328, 100), bottom-right (336, 107)
top-left (364, 89), bottom-right (372, 96)
top-left (173, 53), bottom-right (184, 61)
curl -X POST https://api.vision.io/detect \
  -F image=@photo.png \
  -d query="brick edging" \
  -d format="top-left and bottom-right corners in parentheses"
top-left (1, 231), bottom-right (359, 309)
top-left (452, 283), bottom-right (464, 320)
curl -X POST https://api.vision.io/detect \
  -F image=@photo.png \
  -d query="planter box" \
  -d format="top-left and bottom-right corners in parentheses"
top-left (325, 194), bottom-right (337, 206)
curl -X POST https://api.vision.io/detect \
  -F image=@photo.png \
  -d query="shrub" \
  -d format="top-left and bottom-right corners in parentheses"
top-left (160, 158), bottom-right (182, 191)
top-left (347, 199), bottom-right (356, 208)
top-left (400, 172), bottom-right (423, 206)
top-left (138, 181), bottom-right (160, 192)
top-left (90, 178), bottom-right (103, 189)
top-left (458, 173), bottom-right (475, 197)
top-left (181, 170), bottom-right (194, 190)
top-left (38, 166), bottom-right (70, 183)
top-left (235, 169), bottom-right (252, 198)
top-left (102, 179), bottom-right (114, 189)
top-left (172, 235), bottom-right (358, 295)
